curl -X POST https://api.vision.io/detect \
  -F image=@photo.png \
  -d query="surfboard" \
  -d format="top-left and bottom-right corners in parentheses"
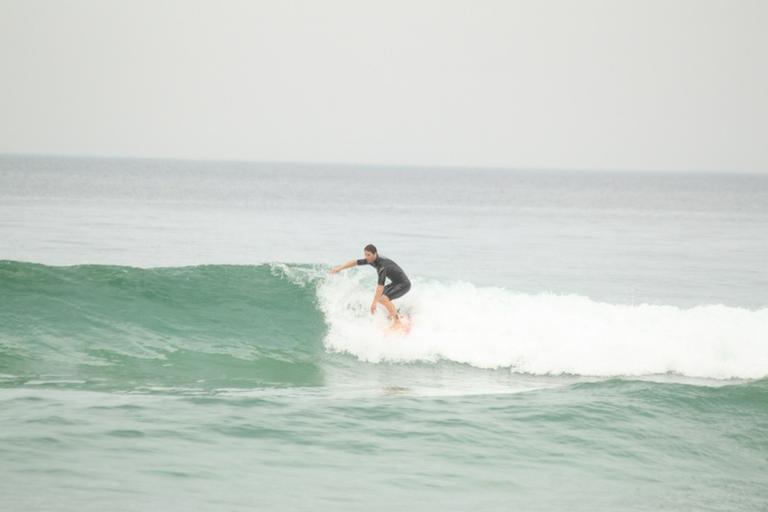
top-left (385, 314), bottom-right (412, 335)
top-left (374, 308), bottom-right (412, 335)
top-left (399, 315), bottom-right (412, 334)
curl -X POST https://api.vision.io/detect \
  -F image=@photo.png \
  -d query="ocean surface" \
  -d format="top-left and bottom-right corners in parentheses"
top-left (1, 154), bottom-right (767, 511)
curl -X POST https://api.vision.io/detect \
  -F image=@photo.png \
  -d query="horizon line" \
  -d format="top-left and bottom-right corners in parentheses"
top-left (1, 151), bottom-right (764, 176)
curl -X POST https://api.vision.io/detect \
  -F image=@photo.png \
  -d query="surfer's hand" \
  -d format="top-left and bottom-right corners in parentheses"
top-left (370, 302), bottom-right (377, 314)
top-left (329, 266), bottom-right (340, 274)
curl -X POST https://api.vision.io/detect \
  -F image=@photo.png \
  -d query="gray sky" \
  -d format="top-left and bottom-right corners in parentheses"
top-left (1, 0), bottom-right (766, 172)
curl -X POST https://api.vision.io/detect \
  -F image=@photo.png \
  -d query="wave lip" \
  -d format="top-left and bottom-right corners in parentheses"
top-left (317, 270), bottom-right (768, 380)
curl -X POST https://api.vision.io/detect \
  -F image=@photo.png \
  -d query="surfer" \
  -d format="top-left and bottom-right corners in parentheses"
top-left (330, 244), bottom-right (411, 329)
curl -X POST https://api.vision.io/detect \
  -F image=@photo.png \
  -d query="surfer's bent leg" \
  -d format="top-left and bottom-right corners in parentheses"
top-left (379, 282), bottom-right (411, 321)
top-left (376, 294), bottom-right (398, 319)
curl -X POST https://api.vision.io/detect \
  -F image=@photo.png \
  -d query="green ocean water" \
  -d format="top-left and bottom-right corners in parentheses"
top-left (2, 156), bottom-right (768, 510)
top-left (2, 260), bottom-right (767, 511)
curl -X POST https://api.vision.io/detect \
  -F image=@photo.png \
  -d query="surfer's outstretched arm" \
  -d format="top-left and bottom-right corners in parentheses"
top-left (329, 260), bottom-right (357, 274)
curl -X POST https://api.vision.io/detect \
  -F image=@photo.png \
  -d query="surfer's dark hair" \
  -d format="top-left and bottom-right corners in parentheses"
top-left (364, 244), bottom-right (377, 254)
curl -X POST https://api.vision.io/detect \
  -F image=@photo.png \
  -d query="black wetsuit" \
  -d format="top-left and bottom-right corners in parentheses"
top-left (356, 255), bottom-right (411, 300)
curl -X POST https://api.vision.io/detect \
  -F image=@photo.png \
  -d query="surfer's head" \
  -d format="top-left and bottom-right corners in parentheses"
top-left (363, 244), bottom-right (378, 263)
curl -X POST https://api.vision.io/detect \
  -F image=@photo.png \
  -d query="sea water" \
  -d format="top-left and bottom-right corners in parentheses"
top-left (1, 155), bottom-right (767, 511)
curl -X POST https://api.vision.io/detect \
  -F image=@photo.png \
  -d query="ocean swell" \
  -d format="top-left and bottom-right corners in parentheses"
top-left (1, 260), bottom-right (767, 388)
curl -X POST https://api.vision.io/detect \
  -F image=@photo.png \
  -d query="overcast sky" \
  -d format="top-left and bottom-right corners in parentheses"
top-left (1, 0), bottom-right (766, 172)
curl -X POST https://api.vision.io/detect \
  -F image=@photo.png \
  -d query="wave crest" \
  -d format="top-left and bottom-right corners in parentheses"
top-left (318, 269), bottom-right (768, 380)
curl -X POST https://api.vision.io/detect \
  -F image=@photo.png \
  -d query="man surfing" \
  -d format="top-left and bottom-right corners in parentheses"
top-left (330, 244), bottom-right (412, 330)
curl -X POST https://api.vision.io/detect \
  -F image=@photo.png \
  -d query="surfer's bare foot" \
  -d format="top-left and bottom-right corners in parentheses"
top-left (388, 314), bottom-right (402, 328)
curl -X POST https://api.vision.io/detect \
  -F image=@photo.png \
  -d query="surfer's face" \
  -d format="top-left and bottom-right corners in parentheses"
top-left (364, 250), bottom-right (377, 264)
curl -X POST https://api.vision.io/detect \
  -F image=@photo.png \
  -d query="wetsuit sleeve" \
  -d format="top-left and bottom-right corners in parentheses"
top-left (377, 269), bottom-right (386, 286)
top-left (356, 259), bottom-right (367, 266)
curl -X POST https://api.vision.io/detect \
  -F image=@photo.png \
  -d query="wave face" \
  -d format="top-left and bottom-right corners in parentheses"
top-left (2, 260), bottom-right (767, 389)
top-left (0, 261), bottom-right (327, 389)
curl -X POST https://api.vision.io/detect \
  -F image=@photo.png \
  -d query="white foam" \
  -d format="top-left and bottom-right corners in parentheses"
top-left (317, 269), bottom-right (768, 380)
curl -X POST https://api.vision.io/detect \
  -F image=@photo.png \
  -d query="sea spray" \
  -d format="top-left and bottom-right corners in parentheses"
top-left (317, 266), bottom-right (768, 379)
